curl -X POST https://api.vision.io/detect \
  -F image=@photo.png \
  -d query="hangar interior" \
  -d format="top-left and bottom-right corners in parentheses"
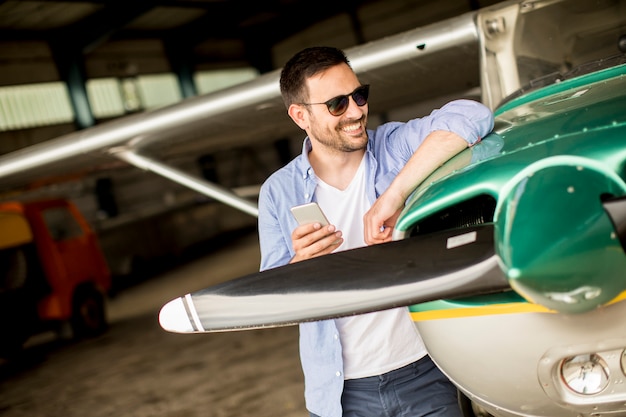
top-left (2, 0), bottom-right (590, 280)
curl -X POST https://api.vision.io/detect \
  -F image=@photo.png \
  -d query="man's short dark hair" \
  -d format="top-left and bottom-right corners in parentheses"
top-left (279, 46), bottom-right (351, 109)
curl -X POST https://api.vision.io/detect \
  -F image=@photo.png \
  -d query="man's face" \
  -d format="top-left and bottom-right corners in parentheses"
top-left (303, 63), bottom-right (369, 153)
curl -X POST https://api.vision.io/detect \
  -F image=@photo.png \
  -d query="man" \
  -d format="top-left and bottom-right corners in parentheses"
top-left (258, 46), bottom-right (494, 417)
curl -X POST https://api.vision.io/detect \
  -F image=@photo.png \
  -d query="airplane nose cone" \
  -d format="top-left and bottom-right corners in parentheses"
top-left (495, 157), bottom-right (626, 313)
top-left (159, 296), bottom-right (195, 333)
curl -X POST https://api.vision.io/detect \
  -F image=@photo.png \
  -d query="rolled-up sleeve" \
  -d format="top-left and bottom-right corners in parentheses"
top-left (426, 99), bottom-right (494, 145)
top-left (370, 99), bottom-right (494, 167)
top-left (258, 180), bottom-right (293, 272)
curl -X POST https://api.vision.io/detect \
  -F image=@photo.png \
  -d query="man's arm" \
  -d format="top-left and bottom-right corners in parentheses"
top-left (258, 181), bottom-right (343, 269)
top-left (363, 130), bottom-right (468, 244)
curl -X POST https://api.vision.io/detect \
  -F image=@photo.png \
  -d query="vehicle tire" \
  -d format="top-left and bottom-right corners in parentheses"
top-left (0, 247), bottom-right (33, 357)
top-left (71, 286), bottom-right (108, 338)
top-left (0, 298), bottom-right (31, 358)
top-left (0, 247), bottom-right (28, 291)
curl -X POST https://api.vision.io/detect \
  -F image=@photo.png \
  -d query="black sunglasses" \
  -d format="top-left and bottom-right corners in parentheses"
top-left (301, 85), bottom-right (370, 116)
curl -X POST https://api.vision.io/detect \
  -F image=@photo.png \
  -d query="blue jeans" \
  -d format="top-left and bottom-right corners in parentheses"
top-left (310, 355), bottom-right (462, 417)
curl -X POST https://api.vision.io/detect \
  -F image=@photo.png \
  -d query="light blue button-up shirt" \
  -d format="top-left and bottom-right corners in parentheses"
top-left (258, 99), bottom-right (494, 417)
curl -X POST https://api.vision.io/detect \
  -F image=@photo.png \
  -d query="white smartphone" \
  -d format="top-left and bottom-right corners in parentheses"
top-left (290, 202), bottom-right (329, 226)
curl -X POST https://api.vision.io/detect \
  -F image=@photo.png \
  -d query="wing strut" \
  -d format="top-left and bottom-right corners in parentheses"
top-left (112, 149), bottom-right (259, 217)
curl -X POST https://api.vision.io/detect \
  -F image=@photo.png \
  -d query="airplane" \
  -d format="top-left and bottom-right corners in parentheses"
top-left (1, 0), bottom-right (626, 416)
top-left (157, 0), bottom-right (626, 416)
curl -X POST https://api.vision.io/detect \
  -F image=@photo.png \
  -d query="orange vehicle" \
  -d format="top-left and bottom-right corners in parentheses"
top-left (0, 198), bottom-right (111, 356)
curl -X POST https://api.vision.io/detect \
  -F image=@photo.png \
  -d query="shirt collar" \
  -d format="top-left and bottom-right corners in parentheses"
top-left (299, 136), bottom-right (314, 180)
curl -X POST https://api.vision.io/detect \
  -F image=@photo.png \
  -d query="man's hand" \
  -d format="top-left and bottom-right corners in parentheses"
top-left (363, 190), bottom-right (403, 245)
top-left (290, 223), bottom-right (343, 263)
top-left (363, 130), bottom-right (470, 245)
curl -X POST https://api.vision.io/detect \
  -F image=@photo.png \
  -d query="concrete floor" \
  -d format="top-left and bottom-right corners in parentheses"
top-left (0, 231), bottom-right (307, 417)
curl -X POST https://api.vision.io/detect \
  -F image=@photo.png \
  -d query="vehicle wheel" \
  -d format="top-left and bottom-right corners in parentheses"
top-left (0, 247), bottom-right (33, 357)
top-left (71, 287), bottom-right (108, 338)
top-left (0, 299), bottom-right (31, 358)
top-left (0, 247), bottom-right (28, 291)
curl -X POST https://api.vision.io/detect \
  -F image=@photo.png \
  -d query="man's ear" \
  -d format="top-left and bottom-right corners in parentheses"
top-left (288, 104), bottom-right (308, 130)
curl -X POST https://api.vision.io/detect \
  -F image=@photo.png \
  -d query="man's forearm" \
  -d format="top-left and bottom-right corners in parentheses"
top-left (389, 130), bottom-right (469, 201)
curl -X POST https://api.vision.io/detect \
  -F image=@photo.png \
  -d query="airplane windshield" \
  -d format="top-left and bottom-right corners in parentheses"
top-left (479, 0), bottom-right (626, 109)
top-left (499, 53), bottom-right (626, 107)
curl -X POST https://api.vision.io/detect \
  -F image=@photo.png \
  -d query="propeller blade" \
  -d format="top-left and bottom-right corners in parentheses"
top-left (159, 224), bottom-right (510, 333)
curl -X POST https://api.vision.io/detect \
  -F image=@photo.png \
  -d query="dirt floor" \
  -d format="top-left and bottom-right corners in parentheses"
top-left (0, 231), bottom-right (307, 417)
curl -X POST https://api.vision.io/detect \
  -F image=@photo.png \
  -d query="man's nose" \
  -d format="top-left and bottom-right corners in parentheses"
top-left (344, 96), bottom-right (366, 117)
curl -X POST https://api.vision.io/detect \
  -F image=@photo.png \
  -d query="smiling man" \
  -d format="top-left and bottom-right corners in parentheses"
top-left (257, 46), bottom-right (494, 417)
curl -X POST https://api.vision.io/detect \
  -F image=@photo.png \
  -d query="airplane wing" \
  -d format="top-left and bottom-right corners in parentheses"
top-left (0, 11), bottom-right (481, 212)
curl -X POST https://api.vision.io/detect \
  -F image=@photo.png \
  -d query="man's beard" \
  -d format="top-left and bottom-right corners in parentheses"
top-left (310, 116), bottom-right (368, 153)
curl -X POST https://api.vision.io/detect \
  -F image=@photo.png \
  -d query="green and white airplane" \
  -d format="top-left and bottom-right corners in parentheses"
top-left (2, 1), bottom-right (626, 416)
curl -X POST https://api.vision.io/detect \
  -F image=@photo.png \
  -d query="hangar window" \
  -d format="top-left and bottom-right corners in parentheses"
top-left (86, 68), bottom-right (258, 121)
top-left (86, 78), bottom-right (126, 118)
top-left (0, 82), bottom-right (73, 131)
top-left (135, 74), bottom-right (181, 109)
top-left (87, 73), bottom-right (181, 119)
top-left (0, 67), bottom-right (259, 131)
top-left (194, 68), bottom-right (259, 95)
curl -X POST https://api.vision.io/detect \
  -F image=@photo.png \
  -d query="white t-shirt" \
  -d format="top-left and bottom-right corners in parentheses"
top-left (315, 156), bottom-right (426, 380)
